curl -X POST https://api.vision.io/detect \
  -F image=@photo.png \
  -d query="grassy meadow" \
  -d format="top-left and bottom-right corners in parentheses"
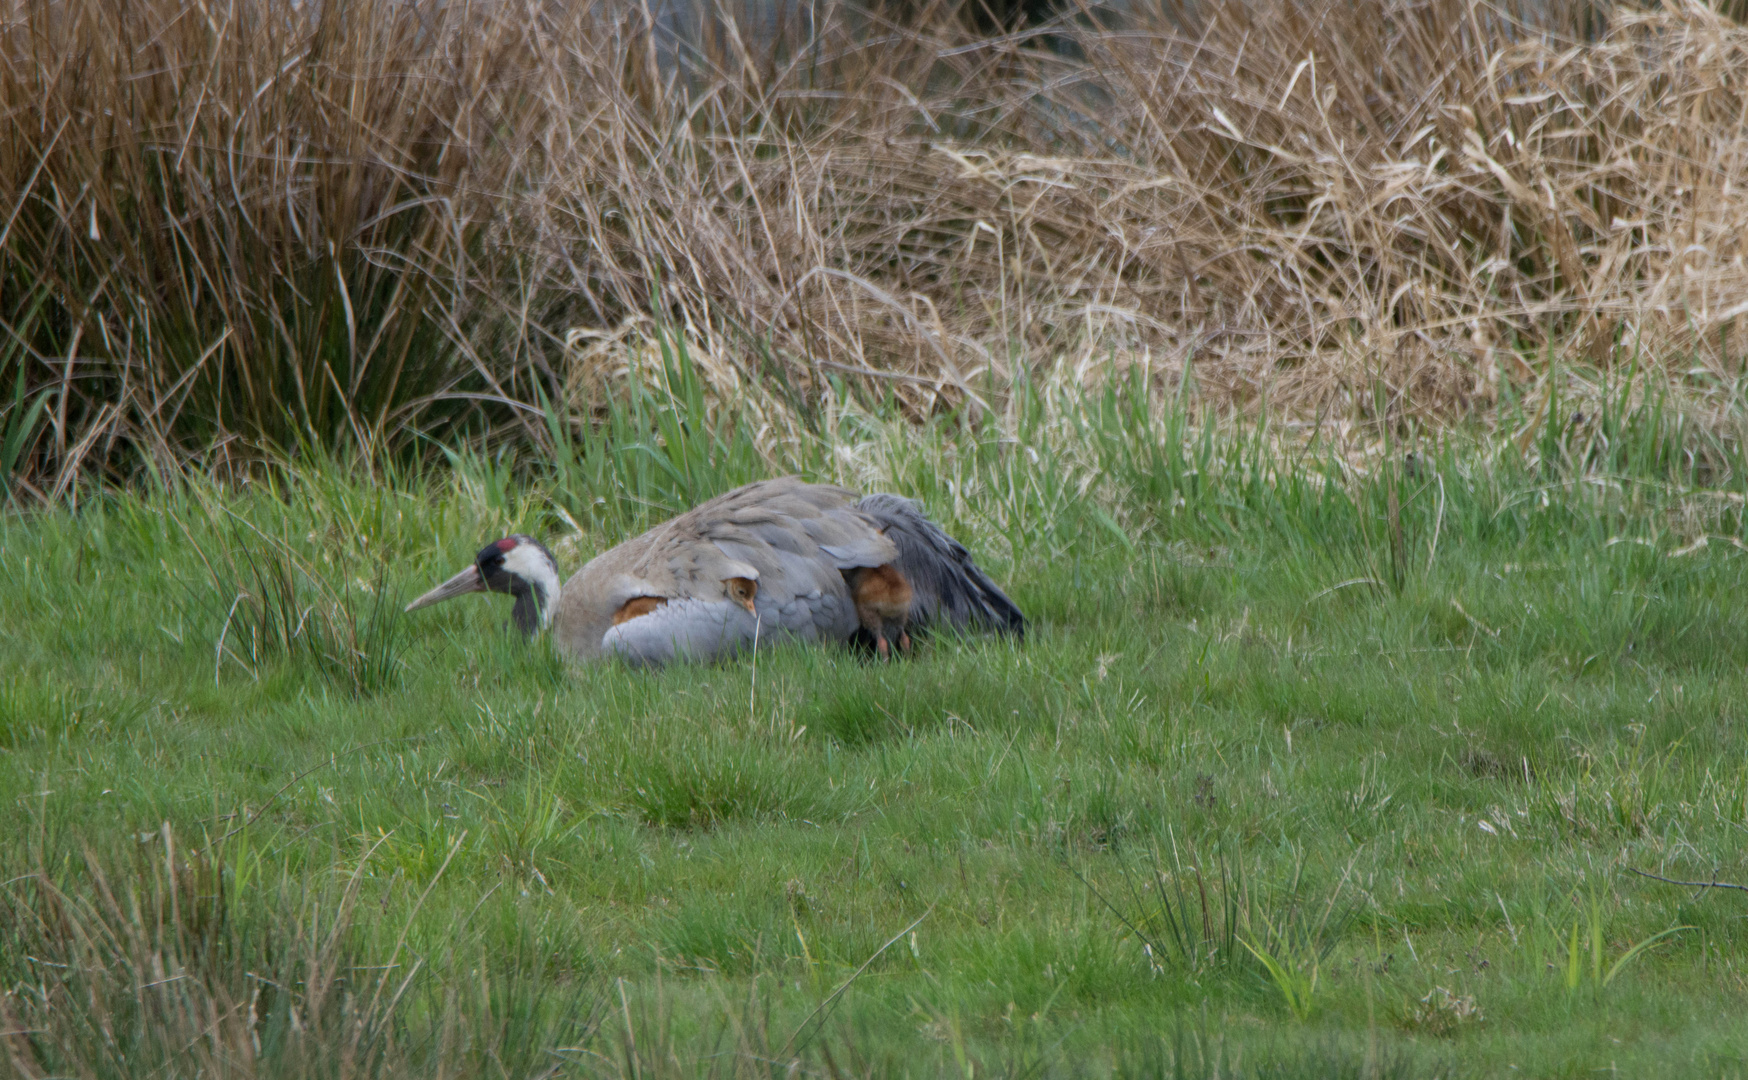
top-left (7, 367), bottom-right (1748, 1077)
top-left (9, 0), bottom-right (1748, 1074)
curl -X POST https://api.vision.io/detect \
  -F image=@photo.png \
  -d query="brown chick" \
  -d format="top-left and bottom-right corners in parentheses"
top-left (845, 563), bottom-right (914, 659)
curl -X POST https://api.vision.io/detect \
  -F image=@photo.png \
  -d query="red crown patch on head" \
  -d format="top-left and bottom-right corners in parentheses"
top-left (495, 538), bottom-right (518, 552)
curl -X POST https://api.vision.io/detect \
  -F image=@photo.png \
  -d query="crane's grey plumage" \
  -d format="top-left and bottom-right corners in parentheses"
top-left (406, 476), bottom-right (1023, 666)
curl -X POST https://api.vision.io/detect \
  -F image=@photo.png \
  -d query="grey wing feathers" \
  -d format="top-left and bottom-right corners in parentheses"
top-left (549, 477), bottom-right (1017, 667)
top-left (854, 493), bottom-right (1026, 638)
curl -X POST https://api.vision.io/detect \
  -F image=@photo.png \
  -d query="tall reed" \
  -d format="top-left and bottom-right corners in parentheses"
top-left (4, 0), bottom-right (1746, 499)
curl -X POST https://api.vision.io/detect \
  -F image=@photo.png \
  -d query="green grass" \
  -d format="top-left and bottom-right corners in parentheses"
top-left (6, 373), bottom-right (1748, 1078)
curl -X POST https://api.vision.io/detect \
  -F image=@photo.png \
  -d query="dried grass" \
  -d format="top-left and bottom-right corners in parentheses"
top-left (0, 827), bottom-right (596, 1078)
top-left (4, 0), bottom-right (1748, 495)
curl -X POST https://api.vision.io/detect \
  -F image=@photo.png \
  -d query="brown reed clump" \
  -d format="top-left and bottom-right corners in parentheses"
top-left (2, 0), bottom-right (1746, 497)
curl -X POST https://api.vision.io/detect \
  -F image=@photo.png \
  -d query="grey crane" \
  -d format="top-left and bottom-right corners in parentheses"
top-left (405, 476), bottom-right (1024, 666)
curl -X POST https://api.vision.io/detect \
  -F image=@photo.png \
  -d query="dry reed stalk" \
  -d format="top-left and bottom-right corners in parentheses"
top-left (4, 0), bottom-right (1748, 494)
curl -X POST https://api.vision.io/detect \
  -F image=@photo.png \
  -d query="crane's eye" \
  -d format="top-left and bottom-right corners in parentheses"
top-left (476, 537), bottom-right (518, 566)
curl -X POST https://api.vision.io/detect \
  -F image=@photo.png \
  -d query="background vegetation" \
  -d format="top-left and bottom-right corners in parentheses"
top-left (5, 0), bottom-right (1748, 495)
top-left (6, 0), bottom-right (1748, 1075)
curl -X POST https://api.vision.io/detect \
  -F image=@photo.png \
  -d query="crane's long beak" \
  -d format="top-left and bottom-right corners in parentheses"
top-left (405, 564), bottom-right (486, 612)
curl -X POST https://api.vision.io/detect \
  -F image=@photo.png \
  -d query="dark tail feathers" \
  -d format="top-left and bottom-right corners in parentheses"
top-left (855, 493), bottom-right (1026, 639)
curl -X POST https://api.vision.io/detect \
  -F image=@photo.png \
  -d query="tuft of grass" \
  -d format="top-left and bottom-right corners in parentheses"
top-left (1561, 880), bottom-right (1694, 994)
top-left (169, 498), bottom-right (406, 697)
top-left (1084, 837), bottom-right (1363, 1022)
top-left (0, 827), bottom-right (600, 1079)
top-left (622, 748), bottom-right (836, 831)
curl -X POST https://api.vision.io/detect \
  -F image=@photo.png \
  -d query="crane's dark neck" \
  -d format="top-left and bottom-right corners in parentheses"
top-left (510, 584), bottom-right (548, 637)
top-left (496, 538), bottom-right (560, 637)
